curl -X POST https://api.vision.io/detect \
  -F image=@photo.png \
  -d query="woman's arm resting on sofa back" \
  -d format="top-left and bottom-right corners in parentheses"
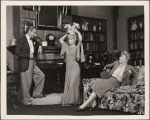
top-left (103, 60), bottom-right (118, 70)
top-left (130, 66), bottom-right (138, 85)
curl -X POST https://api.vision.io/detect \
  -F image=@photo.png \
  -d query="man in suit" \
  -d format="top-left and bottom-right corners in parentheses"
top-left (15, 26), bottom-right (45, 106)
top-left (76, 51), bottom-right (137, 111)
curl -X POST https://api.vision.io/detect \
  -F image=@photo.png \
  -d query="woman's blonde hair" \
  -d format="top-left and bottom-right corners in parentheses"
top-left (65, 33), bottom-right (78, 45)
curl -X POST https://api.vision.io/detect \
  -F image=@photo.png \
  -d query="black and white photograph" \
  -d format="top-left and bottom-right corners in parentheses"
top-left (1, 1), bottom-right (149, 119)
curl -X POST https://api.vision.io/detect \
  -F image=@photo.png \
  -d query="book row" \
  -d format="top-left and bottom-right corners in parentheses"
top-left (130, 51), bottom-right (144, 59)
top-left (83, 43), bottom-right (106, 51)
top-left (131, 60), bottom-right (144, 66)
top-left (130, 31), bottom-right (144, 40)
top-left (81, 32), bottom-right (105, 42)
top-left (129, 41), bottom-right (144, 50)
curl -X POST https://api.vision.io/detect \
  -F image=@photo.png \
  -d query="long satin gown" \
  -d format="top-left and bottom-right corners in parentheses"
top-left (61, 43), bottom-right (81, 105)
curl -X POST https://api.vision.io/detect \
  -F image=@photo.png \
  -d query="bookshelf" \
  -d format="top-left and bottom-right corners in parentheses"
top-left (128, 15), bottom-right (144, 66)
top-left (63, 15), bottom-right (107, 65)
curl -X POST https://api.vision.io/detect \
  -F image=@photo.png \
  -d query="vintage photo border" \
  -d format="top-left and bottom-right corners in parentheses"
top-left (1, 1), bottom-right (149, 119)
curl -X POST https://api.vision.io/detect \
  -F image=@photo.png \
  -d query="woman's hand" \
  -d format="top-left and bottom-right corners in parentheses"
top-left (59, 34), bottom-right (68, 45)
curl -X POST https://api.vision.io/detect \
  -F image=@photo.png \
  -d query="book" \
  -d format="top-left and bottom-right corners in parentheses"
top-left (139, 41), bottom-right (144, 49)
top-left (84, 33), bottom-right (90, 41)
top-left (134, 42), bottom-right (138, 49)
top-left (99, 34), bottom-right (104, 42)
top-left (130, 42), bottom-right (134, 50)
top-left (131, 33), bottom-right (134, 40)
top-left (90, 33), bottom-right (94, 41)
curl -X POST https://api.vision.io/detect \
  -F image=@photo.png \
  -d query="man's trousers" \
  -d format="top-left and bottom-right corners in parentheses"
top-left (18, 59), bottom-right (45, 105)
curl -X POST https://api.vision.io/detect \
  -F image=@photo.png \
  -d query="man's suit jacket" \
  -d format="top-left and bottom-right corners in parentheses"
top-left (105, 61), bottom-right (137, 86)
top-left (15, 36), bottom-right (41, 72)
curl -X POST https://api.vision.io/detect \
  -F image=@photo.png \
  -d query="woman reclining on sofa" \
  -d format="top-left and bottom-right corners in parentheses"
top-left (75, 51), bottom-right (137, 112)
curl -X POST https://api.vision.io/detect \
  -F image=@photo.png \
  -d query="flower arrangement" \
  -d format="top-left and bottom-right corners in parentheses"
top-left (103, 50), bottom-right (121, 63)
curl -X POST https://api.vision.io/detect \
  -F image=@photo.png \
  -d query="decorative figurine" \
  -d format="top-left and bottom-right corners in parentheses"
top-left (131, 21), bottom-right (137, 31)
top-left (10, 36), bottom-right (17, 46)
top-left (98, 22), bottom-right (102, 31)
top-left (82, 20), bottom-right (89, 31)
top-left (93, 25), bottom-right (96, 32)
top-left (88, 51), bottom-right (93, 63)
top-left (140, 22), bottom-right (143, 29)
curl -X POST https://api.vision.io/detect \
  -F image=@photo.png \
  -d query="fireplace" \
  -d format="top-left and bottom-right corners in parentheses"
top-left (36, 46), bottom-right (65, 94)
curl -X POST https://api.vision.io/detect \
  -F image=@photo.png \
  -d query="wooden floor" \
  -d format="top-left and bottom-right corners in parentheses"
top-left (7, 103), bottom-right (134, 116)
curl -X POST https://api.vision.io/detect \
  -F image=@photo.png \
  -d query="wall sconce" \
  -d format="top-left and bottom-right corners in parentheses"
top-left (62, 6), bottom-right (71, 17)
top-left (33, 6), bottom-right (41, 14)
top-left (23, 6), bottom-right (41, 14)
top-left (62, 6), bottom-right (68, 16)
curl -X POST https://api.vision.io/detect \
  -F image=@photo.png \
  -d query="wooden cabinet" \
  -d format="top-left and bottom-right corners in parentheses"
top-left (37, 62), bottom-right (65, 94)
top-left (128, 15), bottom-right (144, 66)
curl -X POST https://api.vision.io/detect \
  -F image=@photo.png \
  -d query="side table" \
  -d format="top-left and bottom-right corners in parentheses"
top-left (7, 72), bottom-right (20, 109)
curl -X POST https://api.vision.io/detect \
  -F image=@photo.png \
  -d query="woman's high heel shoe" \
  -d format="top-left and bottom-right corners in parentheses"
top-left (75, 107), bottom-right (85, 112)
top-left (89, 105), bottom-right (98, 111)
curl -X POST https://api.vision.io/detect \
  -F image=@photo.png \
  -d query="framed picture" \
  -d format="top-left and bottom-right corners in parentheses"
top-left (37, 6), bottom-right (62, 30)
top-left (21, 18), bottom-right (36, 33)
top-left (23, 6), bottom-right (34, 11)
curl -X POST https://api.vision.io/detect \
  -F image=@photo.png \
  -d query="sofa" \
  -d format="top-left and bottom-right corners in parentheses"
top-left (82, 66), bottom-right (145, 115)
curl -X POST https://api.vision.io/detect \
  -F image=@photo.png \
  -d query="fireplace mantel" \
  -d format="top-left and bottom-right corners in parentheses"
top-left (36, 46), bottom-right (64, 64)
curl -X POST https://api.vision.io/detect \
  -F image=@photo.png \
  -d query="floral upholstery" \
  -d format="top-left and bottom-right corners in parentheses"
top-left (82, 66), bottom-right (145, 114)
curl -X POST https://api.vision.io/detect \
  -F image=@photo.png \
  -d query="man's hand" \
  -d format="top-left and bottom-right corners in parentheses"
top-left (38, 46), bottom-right (42, 54)
top-left (103, 66), bottom-right (107, 71)
top-left (128, 70), bottom-right (132, 74)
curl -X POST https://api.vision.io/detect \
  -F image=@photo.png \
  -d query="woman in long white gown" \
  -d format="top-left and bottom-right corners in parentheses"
top-left (59, 23), bottom-right (85, 106)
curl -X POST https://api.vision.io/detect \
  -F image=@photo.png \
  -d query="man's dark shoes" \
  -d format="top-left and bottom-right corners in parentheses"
top-left (75, 107), bottom-right (85, 112)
